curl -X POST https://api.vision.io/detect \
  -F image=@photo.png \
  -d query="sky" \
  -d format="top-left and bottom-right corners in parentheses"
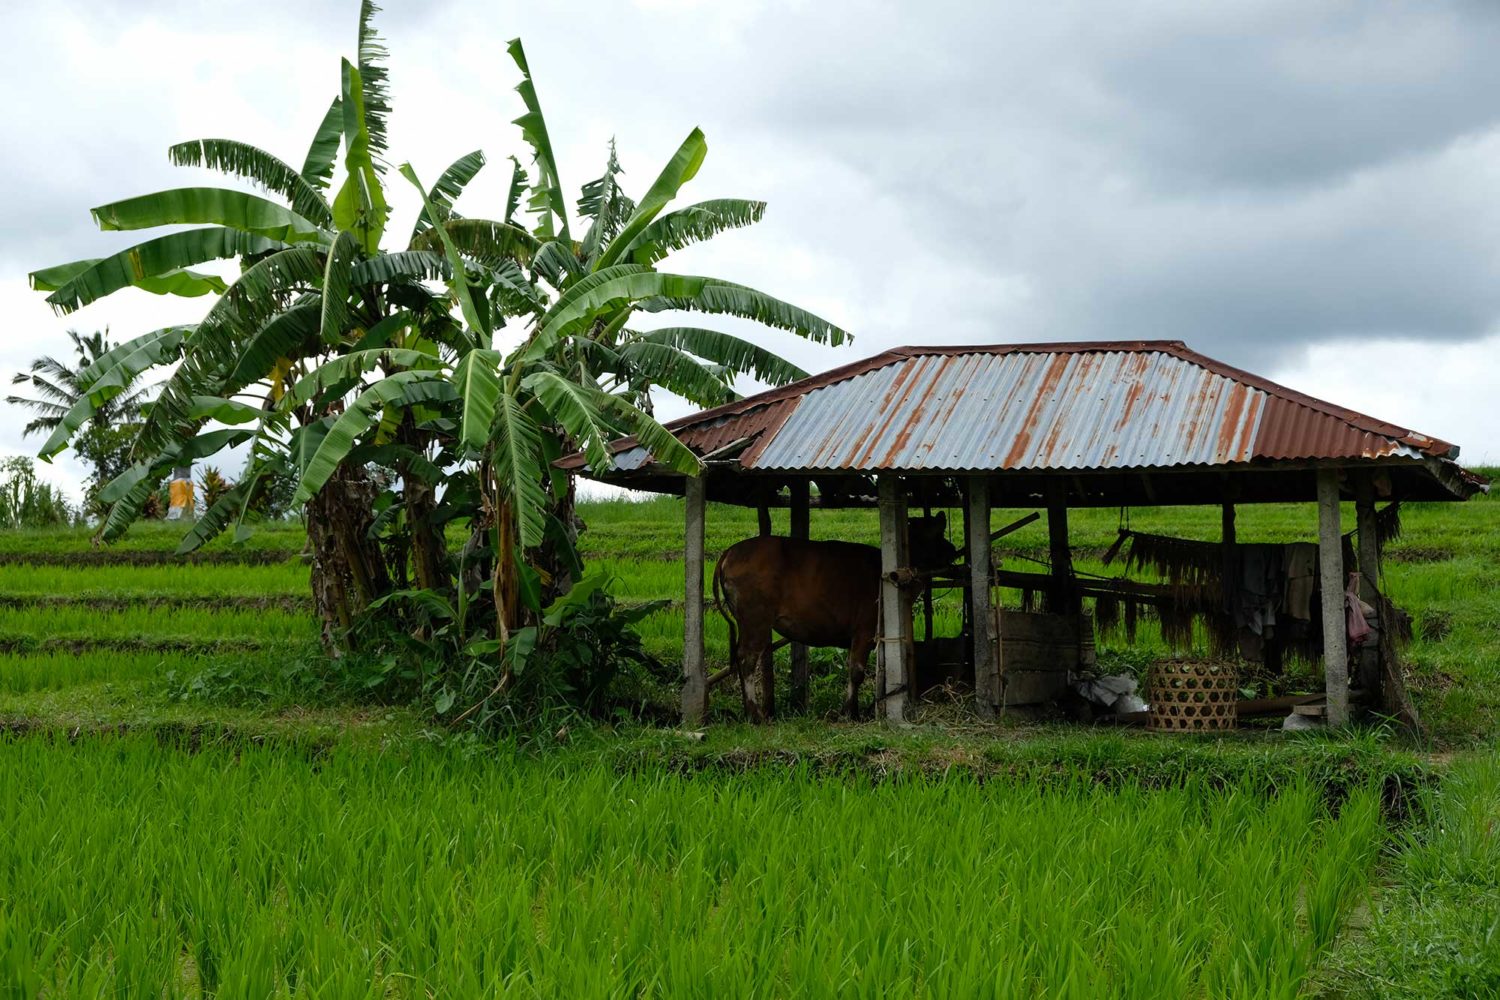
top-left (4, 0), bottom-right (1500, 500)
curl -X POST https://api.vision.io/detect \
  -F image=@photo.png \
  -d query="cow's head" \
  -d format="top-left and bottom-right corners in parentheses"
top-left (908, 513), bottom-right (958, 569)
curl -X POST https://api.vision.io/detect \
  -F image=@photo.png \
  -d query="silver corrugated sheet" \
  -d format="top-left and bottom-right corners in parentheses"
top-left (750, 350), bottom-right (1273, 471)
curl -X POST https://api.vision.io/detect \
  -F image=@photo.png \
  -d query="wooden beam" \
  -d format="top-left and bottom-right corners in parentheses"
top-left (989, 511), bottom-right (1040, 542)
top-left (967, 477), bottom-right (998, 719)
top-left (1221, 499), bottom-right (1237, 621)
top-left (682, 474), bottom-right (707, 725)
top-left (788, 480), bottom-right (810, 713)
top-left (1317, 469), bottom-right (1349, 727)
top-left (877, 474), bottom-right (911, 723)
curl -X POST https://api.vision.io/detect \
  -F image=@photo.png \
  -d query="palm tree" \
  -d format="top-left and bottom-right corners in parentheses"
top-left (7, 329), bottom-right (153, 497)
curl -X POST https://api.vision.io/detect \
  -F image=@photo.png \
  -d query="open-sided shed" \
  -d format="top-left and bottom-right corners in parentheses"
top-left (565, 340), bottom-right (1484, 726)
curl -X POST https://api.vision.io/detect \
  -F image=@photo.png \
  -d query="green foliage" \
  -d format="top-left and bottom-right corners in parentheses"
top-left (0, 459), bottom-right (74, 529)
top-left (196, 466), bottom-right (233, 512)
top-left (349, 572), bottom-right (669, 730)
top-left (6, 329), bottom-right (154, 509)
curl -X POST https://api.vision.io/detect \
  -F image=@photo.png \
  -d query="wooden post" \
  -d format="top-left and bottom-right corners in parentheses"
top-left (1317, 469), bottom-right (1349, 727)
top-left (1046, 483), bottom-right (1077, 614)
top-left (788, 479), bottom-right (810, 713)
top-left (921, 503), bottom-right (935, 642)
top-left (1355, 474), bottom-right (1382, 699)
top-left (682, 475), bottom-right (707, 725)
top-left (877, 474), bottom-right (911, 723)
top-left (967, 477), bottom-right (998, 718)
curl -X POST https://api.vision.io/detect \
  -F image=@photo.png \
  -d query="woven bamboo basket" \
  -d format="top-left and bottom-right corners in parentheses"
top-left (1147, 661), bottom-right (1238, 732)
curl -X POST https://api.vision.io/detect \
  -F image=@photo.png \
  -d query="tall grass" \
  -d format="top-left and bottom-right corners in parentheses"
top-left (1318, 755), bottom-right (1500, 998)
top-left (0, 604), bottom-right (316, 643)
top-left (0, 735), bottom-right (1384, 998)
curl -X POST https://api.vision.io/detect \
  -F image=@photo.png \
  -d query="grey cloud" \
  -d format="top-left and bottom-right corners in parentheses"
top-left (4, 0), bottom-right (1500, 491)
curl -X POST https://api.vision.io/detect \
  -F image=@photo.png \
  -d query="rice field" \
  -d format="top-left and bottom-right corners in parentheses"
top-left (0, 487), bottom-right (1493, 996)
top-left (0, 735), bottom-right (1385, 998)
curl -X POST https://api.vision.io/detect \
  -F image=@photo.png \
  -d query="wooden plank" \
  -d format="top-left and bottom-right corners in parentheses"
top-left (995, 610), bottom-right (1089, 703)
top-left (1236, 693), bottom-right (1324, 716)
top-left (999, 670), bottom-right (1068, 705)
top-left (877, 474), bottom-right (910, 723)
top-left (787, 479), bottom-right (810, 713)
top-left (967, 477), bottom-right (998, 718)
top-left (1317, 469), bottom-right (1350, 726)
top-left (682, 474), bottom-right (707, 725)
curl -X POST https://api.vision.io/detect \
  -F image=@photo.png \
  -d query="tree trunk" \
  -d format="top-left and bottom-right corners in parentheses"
top-left (304, 464), bottom-right (389, 654)
top-left (403, 473), bottom-right (446, 593)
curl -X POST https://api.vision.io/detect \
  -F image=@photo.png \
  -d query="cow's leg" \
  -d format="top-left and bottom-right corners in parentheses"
top-left (845, 636), bottom-right (874, 720)
top-left (737, 625), bottom-right (771, 724)
top-left (758, 647), bottom-right (775, 720)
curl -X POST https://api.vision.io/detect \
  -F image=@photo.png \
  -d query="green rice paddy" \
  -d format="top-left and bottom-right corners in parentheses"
top-left (0, 485), bottom-right (1493, 996)
top-left (0, 737), bottom-right (1384, 998)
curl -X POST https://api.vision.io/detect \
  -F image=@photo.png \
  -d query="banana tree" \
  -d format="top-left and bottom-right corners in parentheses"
top-left (29, 4), bottom-right (849, 681)
top-left (408, 41), bottom-right (846, 600)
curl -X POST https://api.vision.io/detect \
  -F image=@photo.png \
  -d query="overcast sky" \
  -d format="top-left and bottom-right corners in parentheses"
top-left (5, 0), bottom-right (1500, 499)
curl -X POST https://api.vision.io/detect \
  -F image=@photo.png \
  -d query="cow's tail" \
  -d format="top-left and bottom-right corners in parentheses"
top-left (712, 551), bottom-right (739, 674)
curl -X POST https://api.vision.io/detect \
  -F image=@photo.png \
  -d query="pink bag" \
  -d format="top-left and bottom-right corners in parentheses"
top-left (1345, 572), bottom-right (1372, 647)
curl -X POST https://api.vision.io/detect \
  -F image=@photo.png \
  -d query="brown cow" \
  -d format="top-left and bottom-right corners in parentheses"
top-left (712, 515), bottom-right (957, 721)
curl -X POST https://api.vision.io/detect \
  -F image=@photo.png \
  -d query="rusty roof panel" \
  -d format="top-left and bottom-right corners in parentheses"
top-left (749, 350), bottom-right (1270, 471)
top-left (1253, 395), bottom-right (1423, 461)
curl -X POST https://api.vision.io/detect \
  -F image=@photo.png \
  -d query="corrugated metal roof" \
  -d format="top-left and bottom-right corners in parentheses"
top-left (752, 349), bottom-right (1277, 470)
top-left (566, 340), bottom-right (1467, 478)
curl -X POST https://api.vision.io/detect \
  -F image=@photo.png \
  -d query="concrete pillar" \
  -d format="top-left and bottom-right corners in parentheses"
top-left (877, 474), bottom-right (911, 723)
top-left (967, 477), bottom-right (998, 718)
top-left (682, 474), bottom-right (707, 725)
top-left (1317, 469), bottom-right (1349, 726)
top-left (788, 480), bottom-right (810, 713)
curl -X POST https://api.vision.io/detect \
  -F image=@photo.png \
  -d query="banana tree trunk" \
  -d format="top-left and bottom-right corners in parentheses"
top-left (305, 465), bottom-right (390, 653)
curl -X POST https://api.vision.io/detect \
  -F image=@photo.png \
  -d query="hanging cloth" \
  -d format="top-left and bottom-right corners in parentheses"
top-left (1283, 543), bottom-right (1318, 621)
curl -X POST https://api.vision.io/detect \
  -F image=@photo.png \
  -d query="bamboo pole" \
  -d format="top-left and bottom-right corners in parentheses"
top-left (788, 479), bottom-right (810, 713)
top-left (877, 475), bottom-right (910, 723)
top-left (682, 475), bottom-right (707, 725)
top-left (1355, 474), bottom-right (1382, 699)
